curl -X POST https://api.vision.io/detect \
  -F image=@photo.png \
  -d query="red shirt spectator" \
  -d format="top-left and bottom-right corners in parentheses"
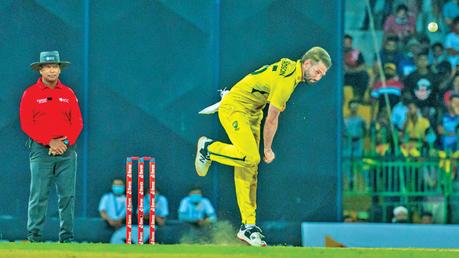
top-left (384, 4), bottom-right (416, 44)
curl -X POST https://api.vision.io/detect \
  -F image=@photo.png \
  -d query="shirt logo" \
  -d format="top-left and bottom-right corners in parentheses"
top-left (414, 78), bottom-right (432, 101)
top-left (280, 60), bottom-right (289, 76)
top-left (36, 98), bottom-right (48, 104)
top-left (59, 98), bottom-right (69, 103)
top-left (232, 121), bottom-right (239, 131)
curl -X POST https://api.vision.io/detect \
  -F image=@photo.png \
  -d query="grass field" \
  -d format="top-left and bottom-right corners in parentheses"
top-left (0, 243), bottom-right (459, 258)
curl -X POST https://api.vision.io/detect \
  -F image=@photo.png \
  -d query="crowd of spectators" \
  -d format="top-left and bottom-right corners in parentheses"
top-left (343, 0), bottom-right (459, 224)
top-left (344, 1), bottom-right (459, 159)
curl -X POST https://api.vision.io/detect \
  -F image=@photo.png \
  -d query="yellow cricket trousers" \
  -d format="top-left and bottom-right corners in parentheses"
top-left (207, 103), bottom-right (263, 225)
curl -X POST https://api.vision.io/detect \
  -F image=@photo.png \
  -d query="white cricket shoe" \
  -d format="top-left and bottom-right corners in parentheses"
top-left (237, 225), bottom-right (267, 247)
top-left (195, 136), bottom-right (213, 176)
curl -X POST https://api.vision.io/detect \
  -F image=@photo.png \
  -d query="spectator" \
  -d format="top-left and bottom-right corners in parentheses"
top-left (391, 91), bottom-right (412, 131)
top-left (374, 36), bottom-right (403, 77)
top-left (419, 35), bottom-right (431, 55)
top-left (438, 94), bottom-right (459, 152)
top-left (443, 74), bottom-right (459, 107)
top-left (403, 52), bottom-right (438, 122)
top-left (344, 34), bottom-right (370, 100)
top-left (392, 206), bottom-right (409, 223)
top-left (142, 188), bottom-right (169, 226)
top-left (383, 4), bottom-right (417, 44)
top-left (109, 187), bottom-right (168, 244)
top-left (402, 101), bottom-right (431, 156)
top-left (178, 187), bottom-right (217, 227)
top-left (20, 51), bottom-right (83, 243)
top-left (371, 63), bottom-right (404, 121)
top-left (343, 100), bottom-right (366, 158)
top-left (443, 0), bottom-right (459, 27)
top-left (398, 37), bottom-right (421, 77)
top-left (421, 211), bottom-right (434, 224)
top-left (98, 178), bottom-right (126, 230)
top-left (373, 109), bottom-right (393, 156)
top-left (445, 16), bottom-right (459, 68)
top-left (429, 42), bottom-right (448, 74)
top-left (437, 61), bottom-right (455, 99)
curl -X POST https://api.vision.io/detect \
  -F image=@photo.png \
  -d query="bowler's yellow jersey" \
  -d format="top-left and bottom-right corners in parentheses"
top-left (222, 58), bottom-right (304, 112)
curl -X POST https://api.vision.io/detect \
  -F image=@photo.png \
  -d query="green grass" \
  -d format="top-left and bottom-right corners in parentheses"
top-left (0, 243), bottom-right (458, 258)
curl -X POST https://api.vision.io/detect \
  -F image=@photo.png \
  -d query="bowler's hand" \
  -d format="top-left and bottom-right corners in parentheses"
top-left (263, 148), bottom-right (275, 164)
top-left (49, 137), bottom-right (68, 155)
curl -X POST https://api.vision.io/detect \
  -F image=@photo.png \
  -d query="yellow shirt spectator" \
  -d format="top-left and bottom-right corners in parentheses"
top-left (405, 115), bottom-right (430, 146)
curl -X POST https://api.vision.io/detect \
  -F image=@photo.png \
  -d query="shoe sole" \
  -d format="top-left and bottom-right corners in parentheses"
top-left (237, 232), bottom-right (267, 247)
top-left (195, 136), bottom-right (209, 177)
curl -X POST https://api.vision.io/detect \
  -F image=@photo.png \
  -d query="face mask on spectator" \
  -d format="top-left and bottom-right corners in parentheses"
top-left (189, 194), bottom-right (203, 204)
top-left (395, 17), bottom-right (407, 25)
top-left (112, 185), bottom-right (125, 195)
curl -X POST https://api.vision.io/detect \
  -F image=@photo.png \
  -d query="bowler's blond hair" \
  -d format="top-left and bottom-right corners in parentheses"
top-left (301, 47), bottom-right (332, 68)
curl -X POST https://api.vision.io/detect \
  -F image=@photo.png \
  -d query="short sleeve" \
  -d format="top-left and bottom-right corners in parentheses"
top-left (156, 196), bottom-right (169, 217)
top-left (203, 199), bottom-right (216, 216)
top-left (268, 78), bottom-right (295, 111)
top-left (98, 194), bottom-right (108, 212)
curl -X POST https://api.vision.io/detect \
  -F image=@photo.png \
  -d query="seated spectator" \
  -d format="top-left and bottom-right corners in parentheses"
top-left (445, 16), bottom-right (459, 68)
top-left (141, 188), bottom-right (169, 226)
top-left (373, 36), bottom-right (403, 79)
top-left (343, 100), bottom-right (366, 158)
top-left (98, 178), bottom-right (126, 230)
top-left (372, 109), bottom-right (392, 156)
top-left (419, 35), bottom-right (431, 55)
top-left (402, 101), bottom-right (431, 156)
top-left (437, 61), bottom-right (455, 99)
top-left (438, 94), bottom-right (459, 152)
top-left (383, 4), bottom-right (416, 44)
top-left (429, 42), bottom-right (448, 74)
top-left (403, 52), bottom-right (438, 122)
top-left (421, 211), bottom-right (434, 224)
top-left (391, 91), bottom-right (412, 131)
top-left (178, 187), bottom-right (217, 227)
top-left (110, 187), bottom-right (168, 244)
top-left (398, 37), bottom-right (421, 77)
top-left (371, 63), bottom-right (404, 121)
top-left (443, 0), bottom-right (459, 28)
top-left (344, 34), bottom-right (369, 100)
top-left (443, 74), bottom-right (459, 107)
top-left (392, 206), bottom-right (409, 223)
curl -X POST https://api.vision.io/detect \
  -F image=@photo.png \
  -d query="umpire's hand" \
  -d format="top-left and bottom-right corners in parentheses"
top-left (49, 137), bottom-right (68, 155)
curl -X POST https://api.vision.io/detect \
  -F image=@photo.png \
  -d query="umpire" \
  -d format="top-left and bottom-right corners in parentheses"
top-left (19, 51), bottom-right (83, 242)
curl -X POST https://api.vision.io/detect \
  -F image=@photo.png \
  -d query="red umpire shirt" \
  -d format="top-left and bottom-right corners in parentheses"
top-left (20, 78), bottom-right (83, 146)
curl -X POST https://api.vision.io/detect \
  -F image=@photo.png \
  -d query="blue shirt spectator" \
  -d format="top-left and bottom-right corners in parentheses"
top-left (178, 187), bottom-right (216, 226)
top-left (443, 0), bottom-right (459, 27)
top-left (439, 94), bottom-right (459, 151)
top-left (141, 190), bottom-right (169, 226)
top-left (98, 178), bottom-right (126, 229)
top-left (444, 17), bottom-right (459, 68)
top-left (391, 101), bottom-right (409, 131)
top-left (344, 100), bottom-right (366, 158)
